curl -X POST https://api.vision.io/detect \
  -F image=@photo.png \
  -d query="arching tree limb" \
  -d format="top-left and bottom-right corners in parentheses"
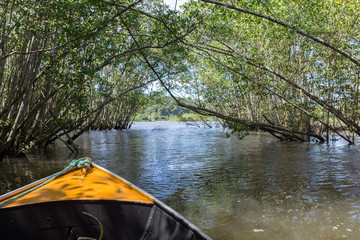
top-left (182, 39), bottom-right (357, 142)
top-left (121, 14), bottom-right (326, 142)
top-left (200, 0), bottom-right (360, 68)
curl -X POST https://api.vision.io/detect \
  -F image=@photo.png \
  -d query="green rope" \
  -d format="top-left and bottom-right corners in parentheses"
top-left (0, 157), bottom-right (92, 208)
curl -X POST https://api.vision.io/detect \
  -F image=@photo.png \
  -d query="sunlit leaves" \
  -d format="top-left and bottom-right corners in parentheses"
top-left (177, 0), bottom-right (360, 141)
top-left (1, 0), bottom-right (199, 154)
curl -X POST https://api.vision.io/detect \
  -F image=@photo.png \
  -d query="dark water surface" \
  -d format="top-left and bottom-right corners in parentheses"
top-left (2, 121), bottom-right (360, 239)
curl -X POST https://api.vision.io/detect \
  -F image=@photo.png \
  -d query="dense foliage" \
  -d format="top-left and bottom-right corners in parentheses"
top-left (134, 93), bottom-right (212, 121)
top-left (0, 0), bottom-right (190, 157)
top-left (178, 0), bottom-right (360, 143)
top-left (0, 0), bottom-right (359, 158)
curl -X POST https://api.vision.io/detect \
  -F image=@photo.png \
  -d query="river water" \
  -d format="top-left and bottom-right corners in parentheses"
top-left (1, 121), bottom-right (360, 239)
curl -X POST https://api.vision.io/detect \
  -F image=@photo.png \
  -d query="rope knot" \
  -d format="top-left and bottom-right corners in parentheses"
top-left (70, 157), bottom-right (92, 168)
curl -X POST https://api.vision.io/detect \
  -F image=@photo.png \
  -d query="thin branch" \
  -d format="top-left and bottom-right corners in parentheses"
top-left (184, 37), bottom-right (360, 137)
top-left (120, 17), bottom-right (182, 105)
top-left (200, 0), bottom-right (360, 68)
top-left (195, 48), bottom-right (350, 142)
top-left (0, 0), bottom-right (143, 62)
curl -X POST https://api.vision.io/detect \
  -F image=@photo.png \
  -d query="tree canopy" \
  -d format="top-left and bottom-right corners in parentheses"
top-left (0, 0), bottom-right (359, 157)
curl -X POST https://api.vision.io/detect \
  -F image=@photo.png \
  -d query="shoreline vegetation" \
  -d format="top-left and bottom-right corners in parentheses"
top-left (1, 0), bottom-right (360, 158)
top-left (134, 94), bottom-right (215, 123)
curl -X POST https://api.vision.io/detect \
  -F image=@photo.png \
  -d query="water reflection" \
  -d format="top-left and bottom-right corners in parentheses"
top-left (1, 121), bottom-right (360, 239)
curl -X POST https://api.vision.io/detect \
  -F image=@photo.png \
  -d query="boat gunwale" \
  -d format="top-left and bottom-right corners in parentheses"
top-left (0, 199), bottom-right (154, 211)
top-left (92, 163), bottom-right (153, 203)
top-left (0, 168), bottom-right (71, 207)
top-left (93, 163), bottom-right (212, 240)
top-left (0, 162), bottom-right (212, 239)
top-left (0, 163), bottom-right (154, 207)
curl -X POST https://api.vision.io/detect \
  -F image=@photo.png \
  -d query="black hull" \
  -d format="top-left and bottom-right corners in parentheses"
top-left (0, 199), bottom-right (209, 240)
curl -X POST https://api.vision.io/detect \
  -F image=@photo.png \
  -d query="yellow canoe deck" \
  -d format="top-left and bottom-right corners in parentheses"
top-left (0, 163), bottom-right (153, 208)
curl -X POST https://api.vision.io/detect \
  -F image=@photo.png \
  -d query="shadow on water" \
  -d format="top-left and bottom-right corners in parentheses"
top-left (1, 121), bottom-right (360, 239)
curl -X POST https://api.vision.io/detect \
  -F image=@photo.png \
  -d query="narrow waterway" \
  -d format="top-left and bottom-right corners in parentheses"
top-left (1, 121), bottom-right (360, 239)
